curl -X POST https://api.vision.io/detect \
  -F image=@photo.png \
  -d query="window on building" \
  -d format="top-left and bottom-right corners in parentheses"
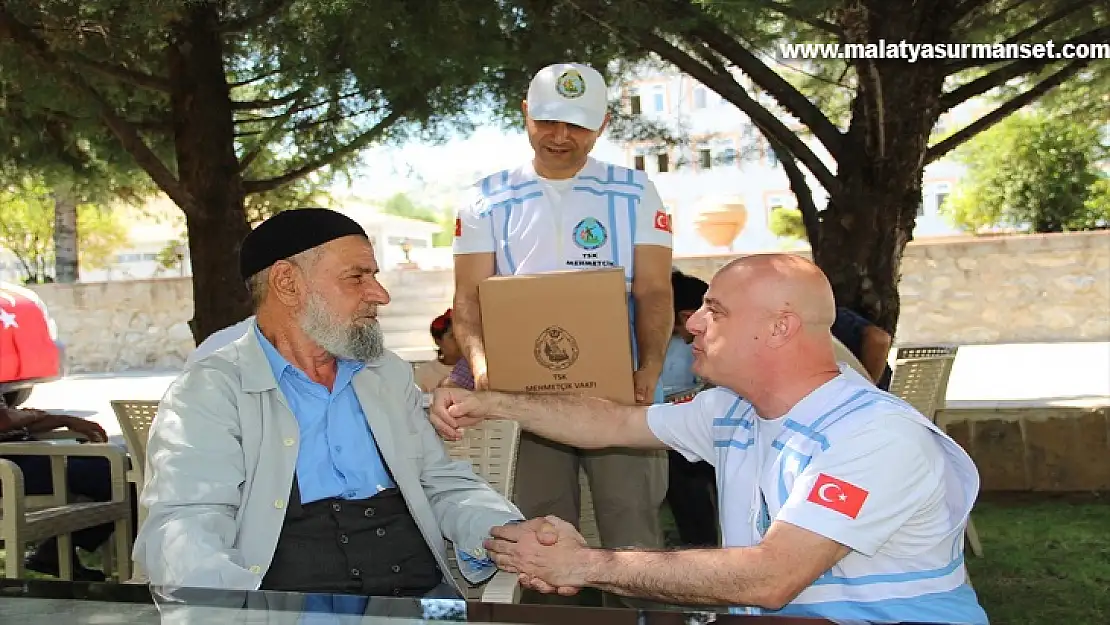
top-left (652, 86), bottom-right (665, 112)
top-left (694, 87), bottom-right (707, 109)
top-left (634, 155), bottom-right (646, 171)
top-left (657, 152), bottom-right (670, 173)
top-left (698, 148), bottom-right (712, 169)
top-left (630, 94), bottom-right (642, 115)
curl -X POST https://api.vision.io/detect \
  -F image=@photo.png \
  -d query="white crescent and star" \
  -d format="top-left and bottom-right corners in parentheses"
top-left (817, 482), bottom-right (848, 503)
top-left (0, 307), bottom-right (17, 330)
top-left (0, 291), bottom-right (16, 307)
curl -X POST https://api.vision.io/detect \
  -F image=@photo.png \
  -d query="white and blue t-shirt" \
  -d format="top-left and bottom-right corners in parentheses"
top-left (646, 365), bottom-right (989, 624)
top-left (453, 157), bottom-right (672, 288)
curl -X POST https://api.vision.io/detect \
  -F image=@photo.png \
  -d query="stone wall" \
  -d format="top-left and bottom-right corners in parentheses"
top-left (31, 278), bottom-right (197, 372)
top-left (672, 230), bottom-right (1110, 345)
top-left (27, 230), bottom-right (1110, 373)
top-left (939, 403), bottom-right (1110, 492)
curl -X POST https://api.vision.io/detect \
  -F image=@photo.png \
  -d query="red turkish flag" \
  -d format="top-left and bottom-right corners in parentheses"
top-left (653, 210), bottom-right (672, 233)
top-left (806, 473), bottom-right (869, 519)
top-left (0, 286), bottom-right (60, 383)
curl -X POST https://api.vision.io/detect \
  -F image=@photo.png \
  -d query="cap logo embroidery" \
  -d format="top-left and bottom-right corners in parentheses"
top-left (555, 69), bottom-right (586, 99)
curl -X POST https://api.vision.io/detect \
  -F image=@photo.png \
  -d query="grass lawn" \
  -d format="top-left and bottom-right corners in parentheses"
top-left (2, 494), bottom-right (1108, 623)
top-left (963, 494), bottom-right (1110, 625)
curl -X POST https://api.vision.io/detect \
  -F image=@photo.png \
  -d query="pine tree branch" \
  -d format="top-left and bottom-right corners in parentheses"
top-left (560, 0), bottom-right (841, 193)
top-left (926, 58), bottom-right (1089, 163)
top-left (57, 51), bottom-right (172, 92)
top-left (242, 109), bottom-right (403, 194)
top-left (672, 2), bottom-right (846, 159)
top-left (0, 6), bottom-right (192, 211)
top-left (220, 0), bottom-right (293, 33)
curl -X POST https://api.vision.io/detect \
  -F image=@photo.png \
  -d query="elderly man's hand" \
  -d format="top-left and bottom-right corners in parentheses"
top-left (429, 387), bottom-right (490, 441)
top-left (485, 515), bottom-right (589, 594)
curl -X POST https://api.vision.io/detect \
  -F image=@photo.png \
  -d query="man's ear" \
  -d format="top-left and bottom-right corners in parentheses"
top-left (269, 260), bottom-right (303, 307)
top-left (766, 313), bottom-right (802, 348)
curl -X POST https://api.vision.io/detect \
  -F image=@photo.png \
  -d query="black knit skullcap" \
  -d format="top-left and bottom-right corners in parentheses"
top-left (239, 207), bottom-right (367, 281)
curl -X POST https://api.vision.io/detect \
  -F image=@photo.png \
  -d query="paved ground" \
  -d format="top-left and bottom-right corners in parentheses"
top-left (19, 342), bottom-right (1110, 439)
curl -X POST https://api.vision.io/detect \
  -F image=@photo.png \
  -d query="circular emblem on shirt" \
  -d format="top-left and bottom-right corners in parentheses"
top-left (572, 217), bottom-right (607, 250)
top-left (555, 69), bottom-right (587, 99)
top-left (534, 326), bottom-right (580, 371)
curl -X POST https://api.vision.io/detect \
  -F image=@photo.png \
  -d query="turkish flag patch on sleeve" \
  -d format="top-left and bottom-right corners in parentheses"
top-left (454, 217), bottom-right (462, 237)
top-left (653, 210), bottom-right (672, 233)
top-left (806, 473), bottom-right (869, 519)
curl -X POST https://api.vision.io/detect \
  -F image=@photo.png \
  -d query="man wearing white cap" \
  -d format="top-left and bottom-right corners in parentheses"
top-left (451, 63), bottom-right (674, 572)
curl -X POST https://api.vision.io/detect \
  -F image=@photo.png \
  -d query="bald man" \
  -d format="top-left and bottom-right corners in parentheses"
top-left (428, 254), bottom-right (988, 624)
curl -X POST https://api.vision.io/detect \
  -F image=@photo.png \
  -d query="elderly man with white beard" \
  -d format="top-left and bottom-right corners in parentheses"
top-left (134, 208), bottom-right (529, 600)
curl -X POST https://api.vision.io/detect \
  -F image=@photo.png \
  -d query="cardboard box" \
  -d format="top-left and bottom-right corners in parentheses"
top-left (479, 268), bottom-right (635, 404)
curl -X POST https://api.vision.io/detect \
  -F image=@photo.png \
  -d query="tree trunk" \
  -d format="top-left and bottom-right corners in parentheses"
top-left (52, 187), bottom-right (79, 283)
top-left (167, 3), bottom-right (252, 342)
top-left (813, 2), bottom-right (951, 336)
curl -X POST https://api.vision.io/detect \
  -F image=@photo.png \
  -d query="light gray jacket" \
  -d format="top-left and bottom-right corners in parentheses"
top-left (133, 320), bottom-right (521, 592)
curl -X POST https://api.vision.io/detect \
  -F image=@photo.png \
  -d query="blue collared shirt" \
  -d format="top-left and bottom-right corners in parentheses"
top-left (256, 326), bottom-right (396, 503)
top-left (659, 334), bottom-right (698, 398)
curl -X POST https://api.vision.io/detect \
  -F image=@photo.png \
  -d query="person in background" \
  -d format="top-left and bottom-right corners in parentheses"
top-left (831, 307), bottom-right (893, 390)
top-left (413, 309), bottom-right (461, 392)
top-left (660, 270), bottom-right (718, 547)
top-left (450, 62), bottom-right (673, 571)
top-left (0, 394), bottom-right (129, 581)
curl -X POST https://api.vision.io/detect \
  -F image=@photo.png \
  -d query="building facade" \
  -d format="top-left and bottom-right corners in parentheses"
top-left (614, 66), bottom-right (968, 255)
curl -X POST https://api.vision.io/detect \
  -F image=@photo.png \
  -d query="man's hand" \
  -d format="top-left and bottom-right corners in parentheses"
top-left (471, 360), bottom-right (490, 392)
top-left (60, 415), bottom-right (108, 442)
top-left (633, 361), bottom-right (663, 405)
top-left (485, 515), bottom-right (591, 593)
top-left (430, 387), bottom-right (491, 441)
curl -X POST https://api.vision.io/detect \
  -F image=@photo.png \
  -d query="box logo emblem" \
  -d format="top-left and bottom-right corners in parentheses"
top-left (534, 325), bottom-right (580, 371)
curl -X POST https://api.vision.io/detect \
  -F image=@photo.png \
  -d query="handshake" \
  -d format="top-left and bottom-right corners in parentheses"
top-left (489, 516), bottom-right (593, 595)
top-left (428, 387), bottom-right (496, 442)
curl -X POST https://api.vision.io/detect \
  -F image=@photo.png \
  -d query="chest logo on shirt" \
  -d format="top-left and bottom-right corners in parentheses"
top-left (806, 473), bottom-right (869, 519)
top-left (534, 326), bottom-right (580, 371)
top-left (572, 217), bottom-right (608, 250)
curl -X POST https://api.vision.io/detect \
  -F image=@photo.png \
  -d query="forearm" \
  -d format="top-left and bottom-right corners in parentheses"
top-left (452, 291), bottom-right (487, 370)
top-left (633, 288), bottom-right (673, 369)
top-left (0, 409), bottom-right (66, 434)
top-left (584, 547), bottom-right (780, 609)
top-left (860, 332), bottom-right (892, 382)
top-left (485, 392), bottom-right (658, 450)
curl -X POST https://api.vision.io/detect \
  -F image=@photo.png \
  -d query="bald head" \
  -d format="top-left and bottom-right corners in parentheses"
top-left (686, 254), bottom-right (840, 407)
top-left (718, 254), bottom-right (836, 331)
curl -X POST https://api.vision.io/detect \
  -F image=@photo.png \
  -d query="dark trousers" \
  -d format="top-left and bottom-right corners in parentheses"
top-left (665, 450), bottom-right (718, 547)
top-left (0, 454), bottom-right (138, 552)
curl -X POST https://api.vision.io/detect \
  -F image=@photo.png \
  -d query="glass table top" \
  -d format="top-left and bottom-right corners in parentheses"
top-left (0, 578), bottom-right (895, 624)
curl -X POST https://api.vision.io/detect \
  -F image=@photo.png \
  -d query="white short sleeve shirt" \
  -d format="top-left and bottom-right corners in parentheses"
top-left (453, 157), bottom-right (672, 285)
top-left (645, 368), bottom-right (988, 624)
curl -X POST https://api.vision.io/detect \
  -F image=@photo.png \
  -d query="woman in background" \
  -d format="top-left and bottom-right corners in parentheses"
top-left (413, 309), bottom-right (462, 392)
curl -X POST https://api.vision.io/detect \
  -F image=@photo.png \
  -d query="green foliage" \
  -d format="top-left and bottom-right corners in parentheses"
top-left (432, 210), bottom-right (457, 248)
top-left (0, 175), bottom-right (129, 283)
top-left (945, 113), bottom-right (1108, 233)
top-left (381, 193), bottom-right (439, 223)
top-left (769, 207), bottom-right (807, 241)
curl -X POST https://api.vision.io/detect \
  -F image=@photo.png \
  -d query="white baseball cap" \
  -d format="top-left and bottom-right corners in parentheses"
top-left (526, 63), bottom-right (609, 132)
